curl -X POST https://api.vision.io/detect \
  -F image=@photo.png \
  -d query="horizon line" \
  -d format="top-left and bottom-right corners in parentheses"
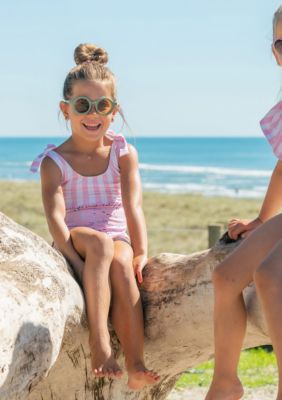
top-left (0, 134), bottom-right (264, 139)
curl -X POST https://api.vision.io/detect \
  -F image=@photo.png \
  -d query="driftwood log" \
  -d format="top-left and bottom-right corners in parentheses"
top-left (0, 212), bottom-right (270, 400)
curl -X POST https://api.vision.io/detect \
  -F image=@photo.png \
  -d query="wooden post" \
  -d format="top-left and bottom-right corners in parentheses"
top-left (208, 224), bottom-right (222, 248)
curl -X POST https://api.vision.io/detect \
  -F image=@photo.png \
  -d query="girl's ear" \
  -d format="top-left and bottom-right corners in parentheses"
top-left (60, 101), bottom-right (69, 120)
top-left (272, 44), bottom-right (282, 66)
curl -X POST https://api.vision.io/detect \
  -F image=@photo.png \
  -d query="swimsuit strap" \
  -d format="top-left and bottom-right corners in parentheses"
top-left (30, 144), bottom-right (57, 173)
top-left (106, 130), bottom-right (129, 157)
top-left (30, 132), bottom-right (129, 177)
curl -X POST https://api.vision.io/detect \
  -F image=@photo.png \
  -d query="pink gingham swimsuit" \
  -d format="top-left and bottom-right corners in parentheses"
top-left (260, 100), bottom-right (282, 160)
top-left (31, 131), bottom-right (130, 243)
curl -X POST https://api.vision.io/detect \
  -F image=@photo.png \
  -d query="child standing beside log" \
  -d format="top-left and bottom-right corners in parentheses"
top-left (205, 6), bottom-right (282, 400)
top-left (31, 43), bottom-right (159, 390)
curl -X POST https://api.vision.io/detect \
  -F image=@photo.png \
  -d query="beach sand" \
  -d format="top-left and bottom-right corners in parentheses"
top-left (168, 387), bottom-right (277, 400)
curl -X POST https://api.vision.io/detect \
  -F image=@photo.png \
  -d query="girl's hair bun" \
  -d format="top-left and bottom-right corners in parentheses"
top-left (74, 43), bottom-right (109, 66)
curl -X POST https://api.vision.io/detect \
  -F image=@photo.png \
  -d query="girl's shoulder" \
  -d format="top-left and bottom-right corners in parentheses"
top-left (106, 130), bottom-right (138, 155)
top-left (30, 141), bottom-right (69, 180)
top-left (106, 131), bottom-right (139, 173)
top-left (106, 130), bottom-right (129, 154)
top-left (117, 142), bottom-right (139, 174)
top-left (30, 144), bottom-right (57, 173)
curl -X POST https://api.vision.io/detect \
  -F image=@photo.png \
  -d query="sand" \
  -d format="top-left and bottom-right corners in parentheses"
top-left (168, 386), bottom-right (277, 400)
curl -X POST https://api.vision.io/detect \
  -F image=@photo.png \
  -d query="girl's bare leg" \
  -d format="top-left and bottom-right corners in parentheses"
top-left (205, 214), bottom-right (282, 400)
top-left (254, 239), bottom-right (282, 400)
top-left (110, 241), bottom-right (159, 390)
top-left (70, 227), bottom-right (122, 378)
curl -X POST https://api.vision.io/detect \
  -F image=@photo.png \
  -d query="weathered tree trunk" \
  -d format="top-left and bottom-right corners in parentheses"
top-left (0, 212), bottom-right (270, 400)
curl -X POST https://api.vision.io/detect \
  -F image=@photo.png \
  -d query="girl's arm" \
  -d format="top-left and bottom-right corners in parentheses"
top-left (228, 160), bottom-right (282, 240)
top-left (40, 156), bottom-right (84, 282)
top-left (119, 144), bottom-right (147, 283)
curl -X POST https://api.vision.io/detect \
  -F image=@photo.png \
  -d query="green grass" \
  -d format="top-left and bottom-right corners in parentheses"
top-left (176, 348), bottom-right (278, 389)
top-left (0, 181), bottom-right (263, 255)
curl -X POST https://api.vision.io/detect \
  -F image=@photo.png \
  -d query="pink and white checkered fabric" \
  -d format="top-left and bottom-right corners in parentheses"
top-left (30, 131), bottom-right (130, 242)
top-left (260, 101), bottom-right (282, 160)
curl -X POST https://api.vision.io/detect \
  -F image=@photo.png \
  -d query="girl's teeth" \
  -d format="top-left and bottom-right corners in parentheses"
top-left (84, 123), bottom-right (100, 129)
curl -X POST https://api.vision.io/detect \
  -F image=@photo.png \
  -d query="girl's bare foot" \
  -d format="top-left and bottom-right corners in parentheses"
top-left (126, 360), bottom-right (160, 390)
top-left (205, 378), bottom-right (244, 400)
top-left (90, 339), bottom-right (123, 379)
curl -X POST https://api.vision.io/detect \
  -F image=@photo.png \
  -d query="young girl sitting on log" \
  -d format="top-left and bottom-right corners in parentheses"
top-left (205, 6), bottom-right (282, 400)
top-left (31, 43), bottom-right (159, 390)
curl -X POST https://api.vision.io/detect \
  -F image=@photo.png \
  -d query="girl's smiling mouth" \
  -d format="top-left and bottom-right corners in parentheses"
top-left (82, 122), bottom-right (102, 131)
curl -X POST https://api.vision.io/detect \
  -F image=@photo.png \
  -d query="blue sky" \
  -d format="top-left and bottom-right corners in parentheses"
top-left (1, 0), bottom-right (282, 137)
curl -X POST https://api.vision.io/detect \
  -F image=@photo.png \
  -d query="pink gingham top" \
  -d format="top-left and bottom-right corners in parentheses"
top-left (30, 131), bottom-right (130, 242)
top-left (260, 101), bottom-right (282, 160)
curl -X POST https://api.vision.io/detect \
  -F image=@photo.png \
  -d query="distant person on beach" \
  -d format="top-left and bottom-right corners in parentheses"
top-left (30, 43), bottom-right (159, 390)
top-left (205, 6), bottom-right (282, 400)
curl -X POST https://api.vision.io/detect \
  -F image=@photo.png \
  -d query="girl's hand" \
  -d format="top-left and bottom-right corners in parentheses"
top-left (228, 217), bottom-right (263, 240)
top-left (133, 254), bottom-right (148, 284)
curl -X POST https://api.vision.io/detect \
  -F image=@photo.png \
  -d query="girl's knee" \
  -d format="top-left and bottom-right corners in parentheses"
top-left (254, 262), bottom-right (280, 291)
top-left (212, 261), bottom-right (231, 289)
top-left (85, 232), bottom-right (114, 260)
top-left (212, 262), bottom-right (245, 303)
top-left (111, 254), bottom-right (135, 285)
top-left (112, 252), bottom-right (131, 268)
top-left (111, 242), bottom-right (133, 271)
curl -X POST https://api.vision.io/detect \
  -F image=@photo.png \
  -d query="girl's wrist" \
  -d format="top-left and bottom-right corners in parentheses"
top-left (132, 244), bottom-right (147, 257)
top-left (133, 252), bottom-right (147, 258)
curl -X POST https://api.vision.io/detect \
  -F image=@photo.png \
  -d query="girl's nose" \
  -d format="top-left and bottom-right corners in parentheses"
top-left (88, 105), bottom-right (98, 115)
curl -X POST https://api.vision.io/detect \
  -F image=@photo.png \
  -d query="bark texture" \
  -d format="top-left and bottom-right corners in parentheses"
top-left (0, 212), bottom-right (270, 400)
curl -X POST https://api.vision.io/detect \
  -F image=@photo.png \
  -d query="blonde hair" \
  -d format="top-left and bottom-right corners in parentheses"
top-left (63, 43), bottom-right (117, 100)
top-left (273, 6), bottom-right (282, 39)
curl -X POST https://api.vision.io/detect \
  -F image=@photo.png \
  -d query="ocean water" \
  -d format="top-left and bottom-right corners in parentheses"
top-left (0, 136), bottom-right (277, 198)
